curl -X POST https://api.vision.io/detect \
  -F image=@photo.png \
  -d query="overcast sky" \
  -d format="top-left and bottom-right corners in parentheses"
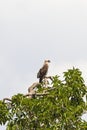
top-left (0, 0), bottom-right (87, 129)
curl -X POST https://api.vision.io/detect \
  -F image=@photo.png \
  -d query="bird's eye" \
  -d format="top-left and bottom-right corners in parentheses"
top-left (48, 60), bottom-right (51, 62)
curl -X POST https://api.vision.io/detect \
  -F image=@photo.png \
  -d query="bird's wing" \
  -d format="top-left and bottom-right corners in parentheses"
top-left (37, 64), bottom-right (48, 78)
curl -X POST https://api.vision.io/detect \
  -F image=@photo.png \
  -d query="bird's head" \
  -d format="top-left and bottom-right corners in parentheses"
top-left (44, 60), bottom-right (51, 65)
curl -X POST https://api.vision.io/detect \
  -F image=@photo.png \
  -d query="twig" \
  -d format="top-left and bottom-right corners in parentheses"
top-left (3, 98), bottom-right (12, 102)
top-left (45, 76), bottom-right (53, 81)
top-left (28, 82), bottom-right (41, 93)
top-left (25, 92), bottom-right (49, 97)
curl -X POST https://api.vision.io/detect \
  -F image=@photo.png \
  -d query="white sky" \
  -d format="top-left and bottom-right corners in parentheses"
top-left (0, 0), bottom-right (87, 129)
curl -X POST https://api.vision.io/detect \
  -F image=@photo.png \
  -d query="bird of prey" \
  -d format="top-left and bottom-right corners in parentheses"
top-left (37, 60), bottom-right (51, 83)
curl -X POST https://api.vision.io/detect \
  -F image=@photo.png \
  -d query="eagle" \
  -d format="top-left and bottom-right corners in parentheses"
top-left (37, 60), bottom-right (51, 83)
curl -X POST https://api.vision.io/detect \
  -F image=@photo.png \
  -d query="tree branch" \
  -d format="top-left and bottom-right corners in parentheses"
top-left (25, 92), bottom-right (49, 97)
top-left (3, 79), bottom-right (52, 102)
top-left (3, 98), bottom-right (12, 102)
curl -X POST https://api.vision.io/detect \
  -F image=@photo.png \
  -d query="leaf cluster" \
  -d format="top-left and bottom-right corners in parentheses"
top-left (0, 68), bottom-right (87, 130)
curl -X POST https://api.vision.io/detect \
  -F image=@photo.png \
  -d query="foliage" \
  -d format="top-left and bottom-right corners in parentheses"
top-left (0, 68), bottom-right (87, 130)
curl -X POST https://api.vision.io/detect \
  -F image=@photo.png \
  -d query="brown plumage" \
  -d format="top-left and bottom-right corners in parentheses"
top-left (37, 60), bottom-right (51, 83)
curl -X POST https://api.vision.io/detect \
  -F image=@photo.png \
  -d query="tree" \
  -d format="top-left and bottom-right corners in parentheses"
top-left (0, 68), bottom-right (87, 130)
